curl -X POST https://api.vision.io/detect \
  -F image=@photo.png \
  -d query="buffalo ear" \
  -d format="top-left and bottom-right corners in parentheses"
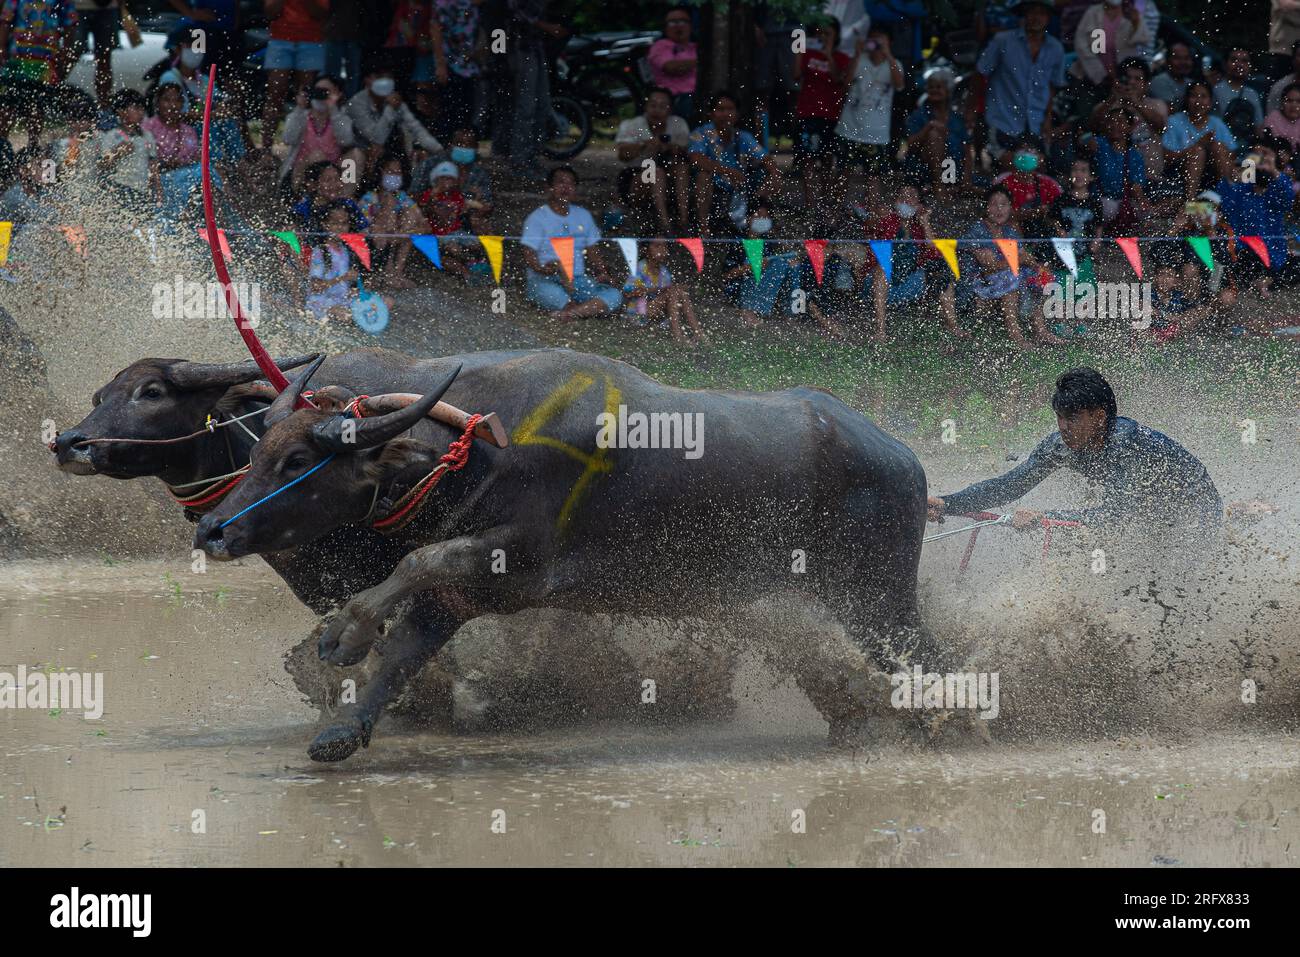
top-left (359, 438), bottom-right (436, 486)
top-left (169, 354), bottom-right (320, 392)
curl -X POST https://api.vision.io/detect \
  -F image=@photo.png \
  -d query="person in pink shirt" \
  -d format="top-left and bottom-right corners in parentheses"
top-left (646, 6), bottom-right (696, 121)
top-left (1265, 81), bottom-right (1300, 153)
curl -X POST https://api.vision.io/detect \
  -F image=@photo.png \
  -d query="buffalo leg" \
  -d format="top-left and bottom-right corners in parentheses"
top-left (318, 529), bottom-right (517, 667)
top-left (309, 600), bottom-right (461, 762)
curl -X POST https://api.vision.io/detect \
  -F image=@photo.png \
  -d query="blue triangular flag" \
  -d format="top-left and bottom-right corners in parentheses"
top-left (869, 240), bottom-right (892, 284)
top-left (411, 234), bottom-right (442, 269)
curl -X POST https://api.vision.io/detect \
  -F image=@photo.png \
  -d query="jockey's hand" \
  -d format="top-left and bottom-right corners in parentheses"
top-left (1012, 508), bottom-right (1043, 530)
top-left (926, 496), bottom-right (946, 523)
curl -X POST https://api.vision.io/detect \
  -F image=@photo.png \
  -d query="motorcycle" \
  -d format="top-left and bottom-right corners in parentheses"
top-left (543, 30), bottom-right (658, 161)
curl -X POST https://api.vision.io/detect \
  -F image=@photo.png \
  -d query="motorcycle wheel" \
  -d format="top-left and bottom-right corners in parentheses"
top-left (542, 94), bottom-right (591, 160)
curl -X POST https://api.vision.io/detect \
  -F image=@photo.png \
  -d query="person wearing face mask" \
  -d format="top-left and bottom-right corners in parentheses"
top-left (281, 75), bottom-right (361, 189)
top-left (411, 128), bottom-right (494, 232)
top-left (992, 141), bottom-right (1063, 230)
top-left (355, 152), bottom-right (427, 290)
top-left (1216, 136), bottom-right (1300, 302)
top-left (346, 70), bottom-right (442, 174)
top-left (721, 206), bottom-right (837, 335)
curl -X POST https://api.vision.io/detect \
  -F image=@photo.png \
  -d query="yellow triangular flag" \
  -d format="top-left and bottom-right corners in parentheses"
top-left (0, 221), bottom-right (11, 266)
top-left (479, 235), bottom-right (504, 284)
top-left (932, 238), bottom-right (959, 279)
top-left (549, 236), bottom-right (575, 283)
top-left (994, 238), bottom-right (1019, 275)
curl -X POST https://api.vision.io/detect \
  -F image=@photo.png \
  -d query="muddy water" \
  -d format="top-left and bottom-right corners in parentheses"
top-left (2, 562), bottom-right (1297, 867)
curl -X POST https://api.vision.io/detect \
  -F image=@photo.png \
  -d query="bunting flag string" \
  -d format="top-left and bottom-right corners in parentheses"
top-left (1052, 237), bottom-right (1078, 277)
top-left (677, 237), bottom-right (704, 273)
top-left (59, 225), bottom-right (87, 257)
top-left (268, 230), bottom-right (301, 255)
top-left (742, 238), bottom-right (764, 282)
top-left (197, 226), bottom-right (232, 263)
top-left (1186, 235), bottom-right (1214, 272)
top-left (549, 236), bottom-right (575, 282)
top-left (1240, 235), bottom-right (1270, 267)
top-left (804, 239), bottom-right (827, 285)
top-left (478, 235), bottom-right (503, 284)
top-left (0, 221), bottom-right (10, 266)
top-left (615, 238), bottom-right (638, 277)
top-left (338, 233), bottom-right (371, 270)
top-left (411, 234), bottom-right (441, 269)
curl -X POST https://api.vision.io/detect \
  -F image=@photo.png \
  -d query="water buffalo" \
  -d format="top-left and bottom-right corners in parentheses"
top-left (196, 347), bottom-right (939, 761)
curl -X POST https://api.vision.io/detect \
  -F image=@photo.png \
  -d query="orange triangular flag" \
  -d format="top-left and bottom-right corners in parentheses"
top-left (932, 238), bottom-right (959, 279)
top-left (197, 226), bottom-right (232, 263)
top-left (804, 239), bottom-right (827, 285)
top-left (994, 238), bottom-right (1019, 275)
top-left (59, 225), bottom-right (87, 257)
top-left (1241, 235), bottom-right (1270, 268)
top-left (549, 236), bottom-right (575, 282)
top-left (1115, 237), bottom-right (1142, 278)
top-left (479, 235), bottom-right (504, 284)
top-left (677, 237), bottom-right (704, 272)
top-left (338, 232), bottom-right (371, 270)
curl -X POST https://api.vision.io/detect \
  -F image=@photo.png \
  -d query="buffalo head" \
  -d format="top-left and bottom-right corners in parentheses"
top-left (195, 359), bottom-right (462, 559)
top-left (53, 355), bottom-right (316, 478)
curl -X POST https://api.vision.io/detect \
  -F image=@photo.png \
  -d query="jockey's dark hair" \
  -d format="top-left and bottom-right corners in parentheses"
top-left (1053, 368), bottom-right (1117, 429)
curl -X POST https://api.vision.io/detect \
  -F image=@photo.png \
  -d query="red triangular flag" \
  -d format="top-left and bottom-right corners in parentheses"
top-left (1115, 237), bottom-right (1142, 279)
top-left (804, 239), bottom-right (827, 285)
top-left (1241, 235), bottom-right (1270, 268)
top-left (677, 237), bottom-right (704, 273)
top-left (198, 226), bottom-right (232, 263)
top-left (338, 233), bottom-right (371, 270)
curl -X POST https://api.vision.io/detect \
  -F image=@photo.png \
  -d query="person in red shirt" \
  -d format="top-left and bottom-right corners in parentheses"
top-left (991, 139), bottom-right (1063, 231)
top-left (793, 18), bottom-right (850, 209)
top-left (261, 0), bottom-right (330, 149)
top-left (418, 159), bottom-right (476, 278)
top-left (856, 181), bottom-right (948, 341)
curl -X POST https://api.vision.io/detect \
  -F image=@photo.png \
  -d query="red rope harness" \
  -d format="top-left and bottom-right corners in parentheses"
top-left (370, 414), bottom-right (482, 534)
top-left (168, 472), bottom-right (246, 509)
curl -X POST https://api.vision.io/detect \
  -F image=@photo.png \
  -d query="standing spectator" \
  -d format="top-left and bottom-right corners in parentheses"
top-left (1265, 82), bottom-right (1300, 154)
top-left (500, 0), bottom-right (567, 182)
top-left (615, 87), bottom-right (691, 234)
top-left (688, 90), bottom-right (783, 238)
top-left (261, 0), bottom-right (329, 150)
top-left (1070, 0), bottom-right (1149, 113)
top-left (520, 165), bottom-right (621, 319)
top-left (1088, 57), bottom-right (1167, 183)
top-left (1149, 41), bottom-right (1198, 108)
top-left (382, 1), bottom-right (430, 81)
top-left (1214, 48), bottom-right (1264, 142)
top-left (280, 76), bottom-right (363, 190)
top-left (346, 68), bottom-right (442, 170)
top-left (430, 0), bottom-right (482, 141)
top-left (73, 0), bottom-right (117, 106)
top-left (1163, 79), bottom-right (1237, 200)
top-left (976, 1), bottom-right (1066, 168)
top-left (792, 18), bottom-right (850, 210)
top-left (323, 0), bottom-right (363, 97)
top-left (165, 1), bottom-right (243, 75)
top-left (0, 0), bottom-right (78, 142)
top-left (834, 26), bottom-right (903, 190)
top-left (97, 88), bottom-right (158, 209)
top-left (1217, 136), bottom-right (1300, 299)
top-left (647, 5), bottom-right (696, 122)
top-left (1270, 1), bottom-right (1300, 79)
top-left (903, 68), bottom-right (974, 195)
top-left (1267, 40), bottom-right (1300, 113)
top-left (753, 7), bottom-right (800, 144)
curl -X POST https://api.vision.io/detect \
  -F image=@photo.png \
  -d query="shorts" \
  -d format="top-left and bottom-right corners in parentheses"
top-left (77, 8), bottom-right (122, 53)
top-left (264, 40), bottom-right (326, 73)
top-left (834, 136), bottom-right (890, 174)
top-left (794, 117), bottom-right (837, 166)
top-left (525, 271), bottom-right (622, 312)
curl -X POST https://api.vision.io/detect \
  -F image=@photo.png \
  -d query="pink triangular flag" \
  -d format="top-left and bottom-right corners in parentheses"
top-left (677, 237), bottom-right (704, 273)
top-left (338, 233), bottom-right (371, 270)
top-left (1241, 235), bottom-right (1270, 268)
top-left (804, 239), bottom-right (827, 285)
top-left (1115, 237), bottom-right (1142, 279)
top-left (198, 226), bottom-right (232, 263)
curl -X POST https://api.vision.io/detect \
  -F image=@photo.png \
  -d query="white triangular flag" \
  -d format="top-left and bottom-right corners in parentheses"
top-left (615, 238), bottom-right (638, 278)
top-left (1051, 237), bottom-right (1077, 277)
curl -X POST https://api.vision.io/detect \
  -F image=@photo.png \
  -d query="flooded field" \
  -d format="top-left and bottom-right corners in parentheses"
top-left (2, 562), bottom-right (1297, 867)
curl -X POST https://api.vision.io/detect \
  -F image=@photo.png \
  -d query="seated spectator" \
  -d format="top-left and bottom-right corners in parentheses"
top-left (1214, 48), bottom-right (1265, 142)
top-left (1266, 39), bottom-right (1300, 113)
top-left (142, 83), bottom-right (209, 221)
top-left (647, 6), bottom-right (698, 121)
top-left (346, 69), bottom-right (442, 172)
top-left (975, 1), bottom-right (1065, 169)
top-left (688, 91), bottom-right (782, 238)
top-left (1088, 58), bottom-right (1169, 183)
top-left (1217, 135), bottom-right (1300, 299)
top-left (417, 160), bottom-right (487, 281)
top-left (0, 146), bottom-right (54, 226)
top-left (97, 89), bottom-right (158, 210)
top-left (261, 0), bottom-right (329, 150)
top-left (992, 139), bottom-right (1063, 229)
top-left (1149, 41), bottom-right (1199, 108)
top-left (1168, 189), bottom-right (1239, 315)
top-left (411, 129), bottom-right (495, 232)
top-left (622, 238), bottom-right (708, 346)
top-left (1045, 157), bottom-right (1106, 337)
top-left (1070, 0), bottom-right (1150, 115)
top-left (359, 152), bottom-right (428, 289)
top-left (834, 26), bottom-right (903, 198)
top-left (281, 75), bottom-right (363, 191)
top-left (1146, 244), bottom-right (1213, 343)
top-left (902, 68), bottom-right (973, 196)
top-left (291, 160), bottom-right (370, 229)
top-left (792, 18), bottom-right (850, 212)
top-left (520, 166), bottom-right (621, 319)
top-left (1087, 106), bottom-right (1149, 227)
top-left (941, 185), bottom-right (1063, 349)
top-left (615, 87), bottom-right (691, 234)
top-left (1163, 79), bottom-right (1237, 199)
top-left (304, 200), bottom-right (368, 322)
top-left (1264, 82), bottom-right (1300, 154)
top-left (49, 97), bottom-right (98, 184)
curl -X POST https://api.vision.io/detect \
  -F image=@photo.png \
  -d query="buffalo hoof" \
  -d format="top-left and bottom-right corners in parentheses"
top-left (308, 717), bottom-right (373, 763)
top-left (317, 604), bottom-right (381, 666)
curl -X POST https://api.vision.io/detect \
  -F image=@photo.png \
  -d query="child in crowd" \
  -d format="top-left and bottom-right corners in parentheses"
top-left (852, 181), bottom-right (948, 341)
top-left (622, 238), bottom-right (708, 346)
top-left (418, 160), bottom-right (482, 280)
top-left (97, 89), bottom-right (159, 210)
top-left (305, 201), bottom-right (366, 323)
top-left (358, 152), bottom-right (427, 288)
top-left (1146, 245), bottom-right (1213, 343)
top-left (1045, 157), bottom-right (1106, 337)
top-left (1087, 106), bottom-right (1149, 229)
top-left (993, 140), bottom-right (1063, 230)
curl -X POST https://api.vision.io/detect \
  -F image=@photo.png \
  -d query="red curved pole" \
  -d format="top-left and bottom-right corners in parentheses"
top-left (200, 64), bottom-right (295, 396)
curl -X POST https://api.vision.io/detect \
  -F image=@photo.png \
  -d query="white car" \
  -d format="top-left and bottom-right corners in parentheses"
top-left (63, 28), bottom-right (170, 97)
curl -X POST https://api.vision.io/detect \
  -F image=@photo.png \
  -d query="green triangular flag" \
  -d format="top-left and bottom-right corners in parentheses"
top-left (269, 230), bottom-right (301, 255)
top-left (1186, 236), bottom-right (1213, 272)
top-left (742, 238), bottom-right (764, 282)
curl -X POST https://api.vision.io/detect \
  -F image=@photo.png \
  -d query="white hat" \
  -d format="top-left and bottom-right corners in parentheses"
top-left (1196, 189), bottom-right (1221, 205)
top-left (432, 161), bottom-right (459, 179)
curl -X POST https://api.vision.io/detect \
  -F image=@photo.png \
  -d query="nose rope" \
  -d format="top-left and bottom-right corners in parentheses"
top-left (217, 454), bottom-right (337, 531)
top-left (59, 406), bottom-right (267, 450)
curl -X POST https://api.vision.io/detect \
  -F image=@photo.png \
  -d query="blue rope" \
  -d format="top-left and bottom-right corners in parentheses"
top-left (218, 454), bottom-right (336, 530)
